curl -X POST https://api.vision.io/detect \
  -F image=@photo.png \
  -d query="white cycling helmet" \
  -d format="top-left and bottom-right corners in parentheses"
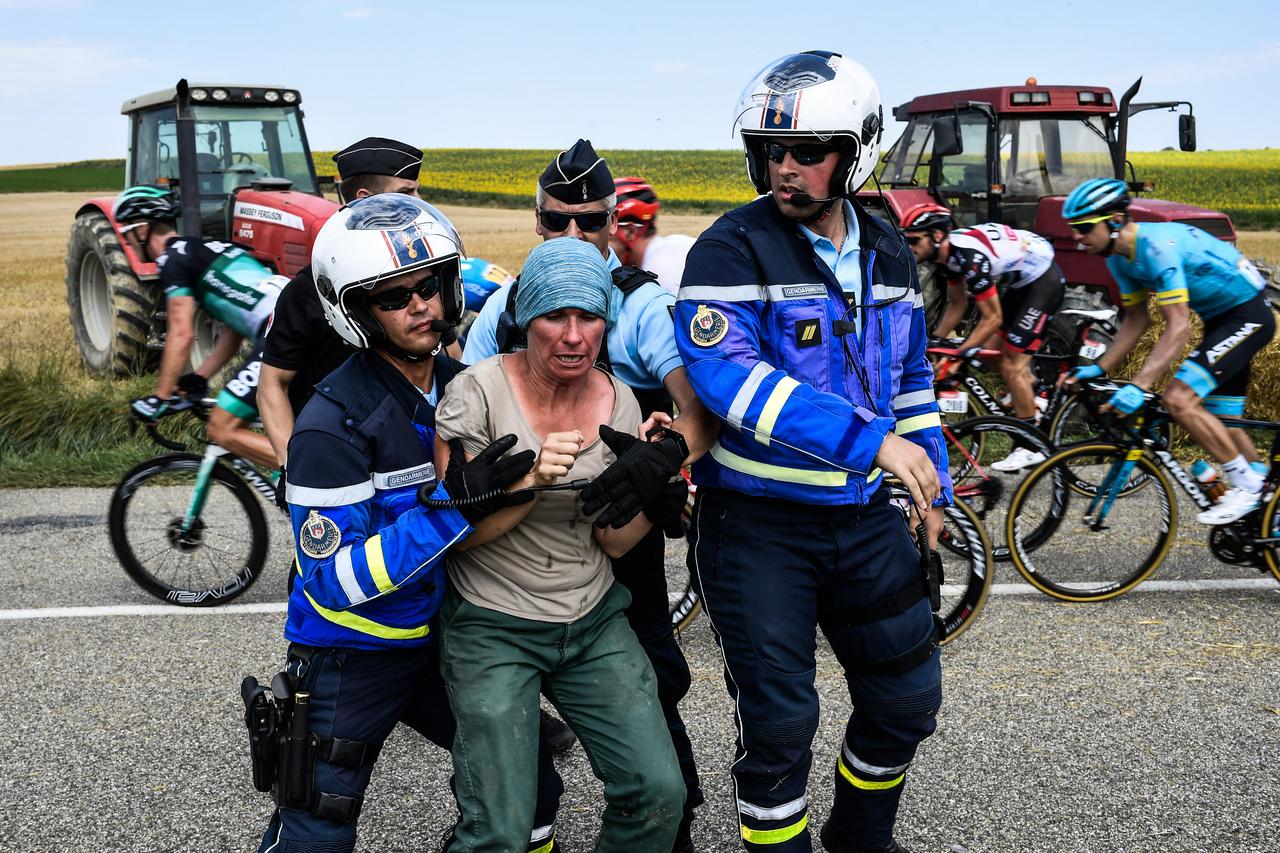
top-left (312, 195), bottom-right (465, 358)
top-left (733, 50), bottom-right (884, 197)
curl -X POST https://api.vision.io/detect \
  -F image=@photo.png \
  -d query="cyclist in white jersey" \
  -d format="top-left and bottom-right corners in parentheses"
top-left (901, 204), bottom-right (1065, 470)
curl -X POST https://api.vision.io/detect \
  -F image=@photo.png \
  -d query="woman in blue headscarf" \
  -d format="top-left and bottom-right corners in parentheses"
top-left (434, 237), bottom-right (685, 852)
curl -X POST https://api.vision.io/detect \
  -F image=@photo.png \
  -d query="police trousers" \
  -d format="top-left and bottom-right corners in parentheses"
top-left (256, 642), bottom-right (564, 853)
top-left (688, 487), bottom-right (942, 852)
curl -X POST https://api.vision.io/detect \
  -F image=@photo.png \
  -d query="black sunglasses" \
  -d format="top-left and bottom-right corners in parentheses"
top-left (906, 234), bottom-right (929, 246)
top-left (537, 208), bottom-right (613, 233)
top-left (1069, 219), bottom-right (1106, 236)
top-left (764, 141), bottom-right (838, 166)
top-left (368, 275), bottom-right (440, 311)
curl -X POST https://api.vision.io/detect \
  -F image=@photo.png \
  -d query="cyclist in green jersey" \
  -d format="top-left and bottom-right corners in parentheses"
top-left (115, 186), bottom-right (283, 467)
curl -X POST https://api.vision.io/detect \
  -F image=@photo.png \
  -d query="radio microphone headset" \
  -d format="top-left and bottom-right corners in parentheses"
top-left (787, 192), bottom-right (840, 207)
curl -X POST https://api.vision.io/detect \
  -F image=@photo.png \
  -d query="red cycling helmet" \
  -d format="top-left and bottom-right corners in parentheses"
top-left (613, 177), bottom-right (660, 263)
top-left (898, 202), bottom-right (953, 233)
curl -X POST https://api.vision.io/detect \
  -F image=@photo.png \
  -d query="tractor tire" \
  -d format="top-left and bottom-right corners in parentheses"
top-left (66, 211), bottom-right (159, 376)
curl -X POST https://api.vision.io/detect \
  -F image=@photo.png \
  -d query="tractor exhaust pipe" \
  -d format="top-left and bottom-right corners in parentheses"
top-left (1114, 77), bottom-right (1142, 180)
top-left (175, 79), bottom-right (201, 235)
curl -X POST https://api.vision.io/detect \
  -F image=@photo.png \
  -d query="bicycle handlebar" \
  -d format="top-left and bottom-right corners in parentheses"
top-left (130, 397), bottom-right (215, 452)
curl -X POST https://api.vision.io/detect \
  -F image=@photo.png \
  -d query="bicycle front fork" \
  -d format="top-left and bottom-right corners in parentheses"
top-left (1082, 449), bottom-right (1141, 529)
top-left (182, 444), bottom-right (231, 533)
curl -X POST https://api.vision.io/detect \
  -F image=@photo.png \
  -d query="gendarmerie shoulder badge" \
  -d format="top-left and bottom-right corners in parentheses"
top-left (690, 304), bottom-right (729, 347)
top-left (299, 510), bottom-right (341, 559)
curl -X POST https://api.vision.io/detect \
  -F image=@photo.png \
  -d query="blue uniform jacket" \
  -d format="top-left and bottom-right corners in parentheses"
top-left (283, 350), bottom-right (471, 650)
top-left (674, 197), bottom-right (952, 507)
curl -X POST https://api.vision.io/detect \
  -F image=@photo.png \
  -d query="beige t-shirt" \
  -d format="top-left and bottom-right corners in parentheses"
top-left (435, 355), bottom-right (643, 622)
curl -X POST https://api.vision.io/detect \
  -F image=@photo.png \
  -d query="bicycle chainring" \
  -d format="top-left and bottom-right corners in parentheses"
top-left (1208, 524), bottom-right (1262, 567)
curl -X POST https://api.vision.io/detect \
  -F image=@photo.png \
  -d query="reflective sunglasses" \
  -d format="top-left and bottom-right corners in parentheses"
top-left (1068, 214), bottom-right (1115, 235)
top-left (764, 141), bottom-right (838, 166)
top-left (536, 208), bottom-right (614, 233)
top-left (368, 275), bottom-right (440, 311)
top-left (905, 234), bottom-right (930, 246)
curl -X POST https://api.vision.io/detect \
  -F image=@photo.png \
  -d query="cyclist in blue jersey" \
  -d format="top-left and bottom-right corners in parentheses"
top-left (1063, 178), bottom-right (1274, 524)
top-left (115, 186), bottom-right (284, 468)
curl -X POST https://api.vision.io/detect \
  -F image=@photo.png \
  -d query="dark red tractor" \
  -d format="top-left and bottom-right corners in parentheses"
top-left (66, 79), bottom-right (339, 375)
top-left (856, 77), bottom-right (1274, 335)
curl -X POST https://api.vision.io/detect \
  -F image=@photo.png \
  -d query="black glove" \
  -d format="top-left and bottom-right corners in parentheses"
top-left (581, 425), bottom-right (687, 529)
top-left (274, 466), bottom-right (288, 512)
top-left (643, 477), bottom-right (691, 539)
top-left (177, 372), bottom-right (210, 399)
top-left (424, 435), bottom-right (536, 525)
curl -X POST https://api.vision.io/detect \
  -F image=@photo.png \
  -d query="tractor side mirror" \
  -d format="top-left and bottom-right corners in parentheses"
top-left (931, 116), bottom-right (963, 158)
top-left (1178, 114), bottom-right (1197, 152)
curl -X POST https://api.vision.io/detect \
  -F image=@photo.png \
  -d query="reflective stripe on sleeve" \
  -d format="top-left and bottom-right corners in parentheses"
top-left (892, 389), bottom-right (936, 411)
top-left (677, 284), bottom-right (764, 302)
top-left (286, 480), bottom-right (375, 507)
top-left (302, 589), bottom-right (429, 640)
top-left (334, 546), bottom-right (369, 606)
top-left (740, 814), bottom-right (809, 845)
top-left (754, 377), bottom-right (800, 446)
top-left (895, 412), bottom-right (942, 435)
top-left (1121, 291), bottom-right (1148, 306)
top-left (737, 796), bottom-right (807, 821)
top-left (1155, 288), bottom-right (1189, 305)
top-left (728, 362), bottom-right (774, 430)
top-left (871, 283), bottom-right (910, 301)
top-left (364, 535), bottom-right (395, 594)
top-left (709, 443), bottom-right (847, 487)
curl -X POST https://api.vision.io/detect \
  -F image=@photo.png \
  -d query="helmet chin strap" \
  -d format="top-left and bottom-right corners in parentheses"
top-left (1100, 219), bottom-right (1124, 257)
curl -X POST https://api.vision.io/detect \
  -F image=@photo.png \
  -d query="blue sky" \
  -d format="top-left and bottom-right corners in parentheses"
top-left (1, 0), bottom-right (1275, 165)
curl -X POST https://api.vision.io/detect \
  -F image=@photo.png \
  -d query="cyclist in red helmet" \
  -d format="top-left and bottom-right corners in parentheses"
top-left (610, 177), bottom-right (694, 295)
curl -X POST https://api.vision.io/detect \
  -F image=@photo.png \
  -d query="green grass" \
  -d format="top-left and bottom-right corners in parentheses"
top-left (0, 160), bottom-right (125, 193)
top-left (0, 356), bottom-right (169, 487)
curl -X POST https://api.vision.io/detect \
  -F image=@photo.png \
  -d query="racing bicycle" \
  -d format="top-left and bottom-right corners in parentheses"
top-left (1004, 380), bottom-right (1280, 601)
top-left (109, 399), bottom-right (281, 606)
top-left (667, 478), bottom-right (997, 646)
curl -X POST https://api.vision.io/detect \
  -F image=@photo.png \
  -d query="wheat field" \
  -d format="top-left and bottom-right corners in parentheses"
top-left (4, 191), bottom-right (1277, 406)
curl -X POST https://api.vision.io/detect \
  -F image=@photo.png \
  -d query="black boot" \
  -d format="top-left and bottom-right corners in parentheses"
top-left (819, 819), bottom-right (911, 853)
top-left (540, 708), bottom-right (577, 754)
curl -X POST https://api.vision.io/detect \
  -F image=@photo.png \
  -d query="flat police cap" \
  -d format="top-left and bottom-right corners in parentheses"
top-left (539, 139), bottom-right (614, 203)
top-left (332, 137), bottom-right (423, 181)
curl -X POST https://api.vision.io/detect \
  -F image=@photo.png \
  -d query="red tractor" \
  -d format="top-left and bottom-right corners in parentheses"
top-left (856, 77), bottom-right (1272, 332)
top-left (66, 79), bottom-right (339, 375)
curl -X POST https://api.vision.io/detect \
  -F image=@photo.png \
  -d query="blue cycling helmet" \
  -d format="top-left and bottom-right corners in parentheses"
top-left (1062, 178), bottom-right (1130, 222)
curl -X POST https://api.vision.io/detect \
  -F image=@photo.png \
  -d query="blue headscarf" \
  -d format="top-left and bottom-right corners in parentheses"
top-left (515, 238), bottom-right (619, 329)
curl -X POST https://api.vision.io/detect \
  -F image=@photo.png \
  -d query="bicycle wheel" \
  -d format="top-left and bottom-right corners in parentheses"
top-left (1046, 395), bottom-right (1160, 497)
top-left (1005, 443), bottom-right (1177, 601)
top-left (947, 416), bottom-right (1057, 562)
top-left (1255, 486), bottom-right (1280, 583)
top-left (109, 453), bottom-right (268, 606)
top-left (936, 497), bottom-right (994, 645)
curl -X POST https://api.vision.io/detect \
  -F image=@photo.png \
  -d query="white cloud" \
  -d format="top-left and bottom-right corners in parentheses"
top-left (341, 7), bottom-right (375, 18)
top-left (0, 40), bottom-right (146, 96)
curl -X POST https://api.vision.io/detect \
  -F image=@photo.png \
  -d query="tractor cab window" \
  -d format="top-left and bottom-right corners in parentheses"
top-left (189, 105), bottom-right (316, 196)
top-left (934, 112), bottom-right (991, 227)
top-left (878, 118), bottom-right (935, 188)
top-left (130, 107), bottom-right (180, 187)
top-left (998, 116), bottom-right (1112, 229)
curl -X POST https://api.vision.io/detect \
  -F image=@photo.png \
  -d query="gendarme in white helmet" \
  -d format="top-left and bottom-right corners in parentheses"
top-left (733, 50), bottom-right (884, 198)
top-left (311, 194), bottom-right (466, 354)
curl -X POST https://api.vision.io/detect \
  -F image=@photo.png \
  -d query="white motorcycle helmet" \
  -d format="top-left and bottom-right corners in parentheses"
top-left (733, 50), bottom-right (884, 197)
top-left (312, 195), bottom-right (465, 360)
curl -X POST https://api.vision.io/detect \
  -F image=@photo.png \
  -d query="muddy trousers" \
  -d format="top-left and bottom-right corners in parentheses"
top-left (688, 487), bottom-right (942, 852)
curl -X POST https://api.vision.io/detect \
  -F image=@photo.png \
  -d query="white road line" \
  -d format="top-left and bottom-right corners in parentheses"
top-left (2, 577), bottom-right (1277, 622)
top-left (0, 602), bottom-right (288, 621)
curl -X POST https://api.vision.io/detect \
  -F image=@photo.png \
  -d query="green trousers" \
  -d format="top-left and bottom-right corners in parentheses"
top-left (440, 581), bottom-right (685, 853)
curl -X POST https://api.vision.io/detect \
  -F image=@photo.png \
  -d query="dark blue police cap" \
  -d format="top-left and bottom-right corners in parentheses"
top-left (332, 137), bottom-right (422, 181)
top-left (539, 139), bottom-right (614, 204)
